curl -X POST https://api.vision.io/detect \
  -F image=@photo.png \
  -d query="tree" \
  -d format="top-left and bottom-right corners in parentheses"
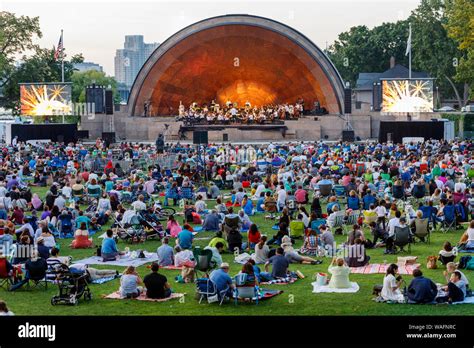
top-left (445, 0), bottom-right (474, 103)
top-left (328, 21), bottom-right (409, 87)
top-left (408, 0), bottom-right (464, 105)
top-left (70, 70), bottom-right (120, 104)
top-left (0, 47), bottom-right (83, 112)
top-left (0, 11), bottom-right (42, 78)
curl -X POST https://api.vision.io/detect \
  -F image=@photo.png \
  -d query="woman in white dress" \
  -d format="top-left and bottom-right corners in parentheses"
top-left (381, 264), bottom-right (405, 303)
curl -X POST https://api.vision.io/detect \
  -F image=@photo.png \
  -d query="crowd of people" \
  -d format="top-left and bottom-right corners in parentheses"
top-left (0, 136), bottom-right (473, 310)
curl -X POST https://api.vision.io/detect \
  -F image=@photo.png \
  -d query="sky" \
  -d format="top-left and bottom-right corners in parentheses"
top-left (1, 0), bottom-right (421, 76)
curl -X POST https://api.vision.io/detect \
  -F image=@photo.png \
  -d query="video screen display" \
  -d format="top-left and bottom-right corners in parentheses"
top-left (20, 83), bottom-right (72, 116)
top-left (382, 79), bottom-right (434, 113)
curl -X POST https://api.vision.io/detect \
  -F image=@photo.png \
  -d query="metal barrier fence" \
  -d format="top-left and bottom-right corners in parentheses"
top-left (79, 154), bottom-right (179, 174)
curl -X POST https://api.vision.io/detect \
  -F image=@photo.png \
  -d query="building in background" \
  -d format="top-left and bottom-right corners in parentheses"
top-left (73, 61), bottom-right (104, 73)
top-left (114, 35), bottom-right (159, 96)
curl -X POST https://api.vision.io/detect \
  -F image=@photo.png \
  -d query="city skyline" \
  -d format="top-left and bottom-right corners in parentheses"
top-left (2, 0), bottom-right (421, 76)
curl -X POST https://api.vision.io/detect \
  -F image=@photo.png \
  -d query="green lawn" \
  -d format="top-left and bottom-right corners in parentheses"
top-left (1, 187), bottom-right (473, 316)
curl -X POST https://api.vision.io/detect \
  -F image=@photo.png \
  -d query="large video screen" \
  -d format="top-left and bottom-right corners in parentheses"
top-left (20, 83), bottom-right (72, 116)
top-left (382, 79), bottom-right (434, 113)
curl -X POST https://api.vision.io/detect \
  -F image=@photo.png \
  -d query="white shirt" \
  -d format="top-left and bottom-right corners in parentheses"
top-left (387, 217), bottom-right (401, 237)
top-left (131, 200), bottom-right (146, 211)
top-left (381, 274), bottom-right (404, 301)
top-left (455, 182), bottom-right (467, 193)
top-left (277, 189), bottom-right (287, 206)
top-left (466, 228), bottom-right (474, 242)
top-left (62, 186), bottom-right (72, 199)
top-left (375, 206), bottom-right (387, 218)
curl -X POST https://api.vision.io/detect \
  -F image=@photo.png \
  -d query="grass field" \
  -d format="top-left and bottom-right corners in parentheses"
top-left (1, 186), bottom-right (473, 316)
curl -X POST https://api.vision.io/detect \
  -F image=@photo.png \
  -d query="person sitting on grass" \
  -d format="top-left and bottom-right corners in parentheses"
top-left (144, 262), bottom-right (171, 299)
top-left (281, 235), bottom-right (321, 265)
top-left (156, 237), bottom-right (174, 267)
top-left (119, 266), bottom-right (143, 298)
top-left (444, 262), bottom-right (469, 289)
top-left (177, 225), bottom-right (194, 250)
top-left (406, 269), bottom-right (438, 304)
top-left (244, 223), bottom-right (261, 251)
top-left (0, 301), bottom-right (14, 316)
top-left (380, 264), bottom-right (405, 303)
top-left (70, 222), bottom-right (93, 249)
top-left (253, 235), bottom-right (270, 264)
top-left (300, 229), bottom-right (319, 256)
top-left (204, 242), bottom-right (224, 268)
top-left (260, 247), bottom-right (290, 281)
top-left (327, 257), bottom-right (351, 289)
top-left (209, 262), bottom-right (234, 299)
top-left (208, 231), bottom-right (228, 251)
top-left (438, 241), bottom-right (457, 266)
top-left (101, 229), bottom-right (122, 261)
top-left (345, 238), bottom-right (370, 267)
top-left (174, 245), bottom-right (195, 268)
top-left (437, 271), bottom-right (466, 304)
top-left (458, 220), bottom-right (474, 250)
top-left (202, 210), bottom-right (220, 232)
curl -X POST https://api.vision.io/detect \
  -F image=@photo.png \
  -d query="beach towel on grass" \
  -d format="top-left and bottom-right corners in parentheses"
top-left (72, 252), bottom-right (159, 268)
top-left (260, 276), bottom-right (298, 285)
top-left (104, 291), bottom-right (185, 302)
top-left (350, 263), bottom-right (420, 275)
top-left (47, 275), bottom-right (119, 285)
top-left (236, 289), bottom-right (283, 302)
top-left (312, 282), bottom-right (360, 293)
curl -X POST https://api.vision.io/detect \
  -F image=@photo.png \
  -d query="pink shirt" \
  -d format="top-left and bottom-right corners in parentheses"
top-left (167, 220), bottom-right (182, 238)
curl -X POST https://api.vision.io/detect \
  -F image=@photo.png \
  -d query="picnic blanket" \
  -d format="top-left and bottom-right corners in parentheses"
top-left (72, 252), bottom-right (159, 268)
top-left (47, 275), bottom-right (119, 285)
top-left (104, 291), bottom-right (185, 302)
top-left (258, 289), bottom-right (283, 300)
top-left (260, 276), bottom-right (298, 285)
top-left (350, 263), bottom-right (420, 275)
top-left (312, 282), bottom-right (360, 293)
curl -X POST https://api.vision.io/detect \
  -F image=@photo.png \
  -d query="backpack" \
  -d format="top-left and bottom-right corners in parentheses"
top-left (458, 255), bottom-right (472, 269)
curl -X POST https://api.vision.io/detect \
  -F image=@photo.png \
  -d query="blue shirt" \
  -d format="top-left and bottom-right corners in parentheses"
top-left (209, 268), bottom-right (232, 293)
top-left (157, 244), bottom-right (174, 266)
top-left (178, 229), bottom-right (194, 249)
top-left (101, 237), bottom-right (118, 254)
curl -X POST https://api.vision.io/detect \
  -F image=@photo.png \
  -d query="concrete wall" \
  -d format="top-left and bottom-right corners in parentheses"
top-left (80, 108), bottom-right (445, 142)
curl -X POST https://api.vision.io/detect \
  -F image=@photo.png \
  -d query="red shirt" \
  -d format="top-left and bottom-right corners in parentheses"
top-left (248, 231), bottom-right (261, 244)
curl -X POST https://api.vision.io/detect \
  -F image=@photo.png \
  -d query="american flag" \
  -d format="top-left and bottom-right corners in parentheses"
top-left (54, 31), bottom-right (63, 60)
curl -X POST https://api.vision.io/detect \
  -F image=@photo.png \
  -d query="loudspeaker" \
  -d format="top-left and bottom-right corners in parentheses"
top-left (102, 132), bottom-right (115, 145)
top-left (105, 90), bottom-right (113, 115)
top-left (76, 130), bottom-right (89, 139)
top-left (193, 131), bottom-right (208, 144)
top-left (86, 85), bottom-right (105, 114)
top-left (344, 88), bottom-right (352, 114)
top-left (372, 83), bottom-right (382, 111)
top-left (223, 133), bottom-right (228, 142)
top-left (342, 130), bottom-right (355, 142)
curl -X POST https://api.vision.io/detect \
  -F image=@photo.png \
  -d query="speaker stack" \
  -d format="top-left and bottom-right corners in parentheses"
top-left (342, 130), bottom-right (355, 142)
top-left (193, 131), bottom-right (208, 144)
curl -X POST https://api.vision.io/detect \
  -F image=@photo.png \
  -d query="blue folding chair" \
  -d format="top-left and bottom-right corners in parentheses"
top-left (441, 205), bottom-right (457, 233)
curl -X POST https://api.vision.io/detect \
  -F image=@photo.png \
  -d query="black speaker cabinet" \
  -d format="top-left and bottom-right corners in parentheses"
top-left (86, 85), bottom-right (105, 114)
top-left (342, 130), bottom-right (355, 142)
top-left (102, 132), bottom-right (115, 144)
top-left (344, 88), bottom-right (352, 114)
top-left (193, 131), bottom-right (208, 144)
top-left (223, 133), bottom-right (229, 142)
top-left (105, 90), bottom-right (114, 115)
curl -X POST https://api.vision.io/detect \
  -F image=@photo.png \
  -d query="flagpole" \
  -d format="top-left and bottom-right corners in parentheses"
top-left (408, 23), bottom-right (412, 80)
top-left (61, 29), bottom-right (64, 83)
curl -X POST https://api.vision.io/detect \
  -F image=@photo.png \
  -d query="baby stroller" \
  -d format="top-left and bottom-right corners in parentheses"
top-left (113, 215), bottom-right (146, 243)
top-left (138, 210), bottom-right (164, 240)
top-left (50, 264), bottom-right (92, 306)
